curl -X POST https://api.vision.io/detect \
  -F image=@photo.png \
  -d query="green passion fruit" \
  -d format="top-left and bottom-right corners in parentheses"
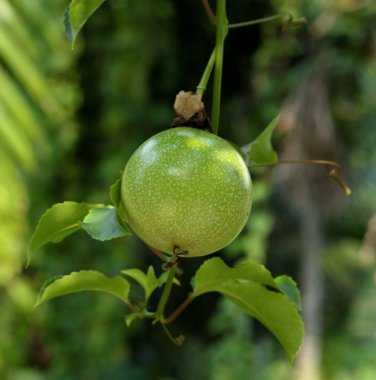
top-left (121, 127), bottom-right (252, 257)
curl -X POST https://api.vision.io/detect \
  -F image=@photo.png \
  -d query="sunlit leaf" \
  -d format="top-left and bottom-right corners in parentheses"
top-left (82, 206), bottom-right (131, 241)
top-left (0, 24), bottom-right (57, 109)
top-left (0, 102), bottom-right (36, 171)
top-left (65, 0), bottom-right (106, 46)
top-left (28, 201), bottom-right (99, 259)
top-left (192, 257), bottom-right (304, 362)
top-left (36, 270), bottom-right (130, 306)
top-left (0, 66), bottom-right (48, 148)
top-left (246, 115), bottom-right (279, 164)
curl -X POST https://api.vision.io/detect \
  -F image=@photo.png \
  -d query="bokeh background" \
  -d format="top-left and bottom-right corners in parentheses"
top-left (0, 1), bottom-right (375, 379)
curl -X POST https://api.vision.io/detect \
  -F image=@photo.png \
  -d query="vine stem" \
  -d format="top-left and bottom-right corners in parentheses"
top-left (248, 159), bottom-right (352, 196)
top-left (211, 0), bottom-right (228, 135)
top-left (164, 294), bottom-right (194, 325)
top-left (160, 323), bottom-right (185, 346)
top-left (155, 264), bottom-right (177, 321)
top-left (196, 4), bottom-right (305, 119)
top-left (228, 13), bottom-right (293, 29)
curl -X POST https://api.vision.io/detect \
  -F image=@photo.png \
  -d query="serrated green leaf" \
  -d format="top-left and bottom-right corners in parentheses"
top-left (65, 0), bottom-right (106, 46)
top-left (28, 201), bottom-right (100, 260)
top-left (122, 266), bottom-right (180, 304)
top-left (192, 257), bottom-right (304, 362)
top-left (193, 257), bottom-right (278, 294)
top-left (247, 115), bottom-right (280, 164)
top-left (82, 206), bottom-right (131, 241)
top-left (122, 266), bottom-right (159, 303)
top-left (275, 275), bottom-right (302, 311)
top-left (36, 270), bottom-right (130, 306)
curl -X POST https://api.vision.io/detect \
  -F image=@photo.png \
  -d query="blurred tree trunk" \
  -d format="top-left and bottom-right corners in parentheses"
top-left (296, 195), bottom-right (324, 380)
top-left (278, 59), bottom-right (340, 380)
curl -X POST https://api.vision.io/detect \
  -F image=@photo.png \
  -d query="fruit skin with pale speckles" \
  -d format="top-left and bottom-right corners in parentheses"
top-left (121, 127), bottom-right (252, 257)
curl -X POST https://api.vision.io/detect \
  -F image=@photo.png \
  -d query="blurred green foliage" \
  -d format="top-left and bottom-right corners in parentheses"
top-left (0, 0), bottom-right (375, 379)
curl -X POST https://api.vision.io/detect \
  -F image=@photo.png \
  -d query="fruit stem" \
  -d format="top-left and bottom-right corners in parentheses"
top-left (147, 244), bottom-right (168, 261)
top-left (196, 48), bottom-right (216, 96)
top-left (211, 0), bottom-right (228, 135)
top-left (155, 263), bottom-right (177, 321)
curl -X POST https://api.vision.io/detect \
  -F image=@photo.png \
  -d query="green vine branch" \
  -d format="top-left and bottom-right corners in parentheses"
top-left (228, 13), bottom-right (307, 29)
top-left (200, 0), bottom-right (306, 30)
top-left (196, 48), bottom-right (216, 96)
top-left (155, 263), bottom-right (178, 321)
top-left (152, 259), bottom-right (186, 345)
top-left (211, 0), bottom-right (228, 135)
top-left (197, 1), bottom-right (306, 134)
